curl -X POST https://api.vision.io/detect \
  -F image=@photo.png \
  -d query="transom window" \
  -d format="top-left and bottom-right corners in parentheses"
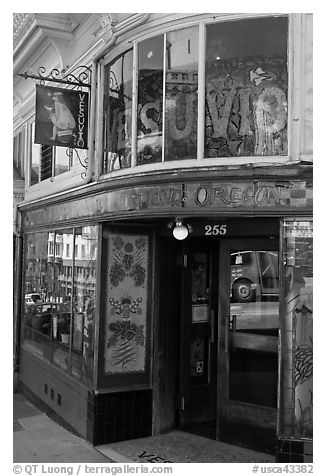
top-left (102, 16), bottom-right (288, 173)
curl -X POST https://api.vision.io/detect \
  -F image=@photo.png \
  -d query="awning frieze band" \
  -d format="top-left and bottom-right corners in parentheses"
top-left (22, 180), bottom-right (313, 228)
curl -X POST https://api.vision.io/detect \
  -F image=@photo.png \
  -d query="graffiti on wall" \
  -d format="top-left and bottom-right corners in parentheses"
top-left (105, 234), bottom-right (149, 374)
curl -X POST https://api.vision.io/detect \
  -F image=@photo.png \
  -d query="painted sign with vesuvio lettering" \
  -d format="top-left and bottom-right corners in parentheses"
top-left (35, 85), bottom-right (88, 149)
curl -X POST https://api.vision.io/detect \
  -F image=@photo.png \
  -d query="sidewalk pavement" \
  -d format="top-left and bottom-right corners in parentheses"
top-left (13, 392), bottom-right (114, 463)
top-left (14, 391), bottom-right (275, 464)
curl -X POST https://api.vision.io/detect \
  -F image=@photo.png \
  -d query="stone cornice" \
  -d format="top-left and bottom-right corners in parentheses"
top-left (14, 13), bottom-right (79, 48)
top-left (94, 13), bottom-right (150, 44)
top-left (13, 13), bottom-right (82, 68)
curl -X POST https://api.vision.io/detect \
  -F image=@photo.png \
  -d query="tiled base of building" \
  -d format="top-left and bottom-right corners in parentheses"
top-left (277, 439), bottom-right (313, 463)
top-left (18, 380), bottom-right (313, 461)
top-left (20, 379), bottom-right (152, 446)
top-left (87, 390), bottom-right (153, 445)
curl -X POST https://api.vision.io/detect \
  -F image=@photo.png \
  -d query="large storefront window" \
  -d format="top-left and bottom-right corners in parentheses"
top-left (22, 226), bottom-right (98, 386)
top-left (279, 220), bottom-right (313, 439)
top-left (102, 16), bottom-right (288, 171)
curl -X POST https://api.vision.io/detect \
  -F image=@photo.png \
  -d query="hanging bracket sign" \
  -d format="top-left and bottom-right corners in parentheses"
top-left (18, 66), bottom-right (91, 149)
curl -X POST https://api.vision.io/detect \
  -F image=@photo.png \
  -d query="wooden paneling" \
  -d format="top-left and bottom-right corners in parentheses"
top-left (223, 400), bottom-right (277, 429)
top-left (231, 333), bottom-right (278, 352)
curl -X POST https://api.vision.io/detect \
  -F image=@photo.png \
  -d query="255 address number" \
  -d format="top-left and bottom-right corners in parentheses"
top-left (204, 224), bottom-right (227, 236)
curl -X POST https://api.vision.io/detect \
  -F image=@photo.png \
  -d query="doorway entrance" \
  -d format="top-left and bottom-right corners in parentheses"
top-left (172, 233), bottom-right (279, 453)
top-left (178, 239), bottom-right (218, 438)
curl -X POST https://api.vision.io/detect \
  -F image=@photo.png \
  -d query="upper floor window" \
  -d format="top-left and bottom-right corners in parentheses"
top-left (13, 130), bottom-right (25, 179)
top-left (137, 26), bottom-right (199, 165)
top-left (102, 15), bottom-right (288, 173)
top-left (103, 49), bottom-right (133, 173)
top-left (205, 17), bottom-right (288, 158)
top-left (30, 122), bottom-right (88, 185)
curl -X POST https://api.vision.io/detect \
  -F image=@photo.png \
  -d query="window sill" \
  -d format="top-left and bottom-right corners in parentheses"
top-left (25, 166), bottom-right (87, 202)
top-left (100, 155), bottom-right (295, 182)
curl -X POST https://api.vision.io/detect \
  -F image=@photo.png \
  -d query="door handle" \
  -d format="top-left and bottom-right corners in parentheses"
top-left (230, 314), bottom-right (237, 331)
top-left (210, 309), bottom-right (215, 343)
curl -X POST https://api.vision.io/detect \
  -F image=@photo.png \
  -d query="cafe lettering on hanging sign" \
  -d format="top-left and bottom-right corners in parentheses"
top-left (35, 85), bottom-right (89, 149)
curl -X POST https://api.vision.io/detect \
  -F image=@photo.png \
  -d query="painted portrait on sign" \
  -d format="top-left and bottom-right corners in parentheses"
top-left (35, 85), bottom-right (88, 149)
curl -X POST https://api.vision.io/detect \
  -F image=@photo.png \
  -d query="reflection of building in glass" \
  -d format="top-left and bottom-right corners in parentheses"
top-left (47, 231), bottom-right (97, 304)
top-left (25, 239), bottom-right (48, 295)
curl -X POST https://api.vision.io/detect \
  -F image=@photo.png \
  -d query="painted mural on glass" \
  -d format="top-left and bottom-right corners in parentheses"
top-left (294, 296), bottom-right (313, 438)
top-left (283, 221), bottom-right (313, 438)
top-left (204, 56), bottom-right (287, 157)
top-left (286, 285), bottom-right (313, 438)
top-left (103, 18), bottom-right (288, 164)
top-left (105, 234), bottom-right (148, 374)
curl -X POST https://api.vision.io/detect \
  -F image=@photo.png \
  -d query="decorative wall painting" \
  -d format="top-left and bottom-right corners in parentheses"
top-left (105, 233), bottom-right (149, 374)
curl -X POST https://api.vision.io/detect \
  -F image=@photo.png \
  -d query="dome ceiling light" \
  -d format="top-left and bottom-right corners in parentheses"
top-left (171, 218), bottom-right (191, 241)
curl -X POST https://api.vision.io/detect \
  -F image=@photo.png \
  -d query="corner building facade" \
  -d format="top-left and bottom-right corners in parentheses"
top-left (13, 13), bottom-right (313, 462)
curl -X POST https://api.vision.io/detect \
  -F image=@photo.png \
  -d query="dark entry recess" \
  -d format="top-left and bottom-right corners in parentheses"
top-left (178, 239), bottom-right (218, 439)
top-left (153, 237), bottom-right (182, 434)
top-left (155, 220), bottom-right (280, 454)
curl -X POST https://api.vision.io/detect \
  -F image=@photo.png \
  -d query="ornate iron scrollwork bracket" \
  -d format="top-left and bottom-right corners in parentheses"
top-left (18, 65), bottom-right (92, 90)
top-left (67, 148), bottom-right (88, 180)
top-left (109, 70), bottom-right (131, 101)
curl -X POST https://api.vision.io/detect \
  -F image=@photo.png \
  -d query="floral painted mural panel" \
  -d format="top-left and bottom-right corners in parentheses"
top-left (105, 234), bottom-right (149, 374)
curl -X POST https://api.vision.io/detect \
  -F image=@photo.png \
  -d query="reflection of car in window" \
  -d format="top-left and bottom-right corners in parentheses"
top-left (231, 251), bottom-right (279, 303)
top-left (25, 293), bottom-right (42, 304)
top-left (25, 302), bottom-right (71, 338)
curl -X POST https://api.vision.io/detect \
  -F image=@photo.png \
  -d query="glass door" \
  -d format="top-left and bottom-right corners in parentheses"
top-left (218, 238), bottom-right (279, 453)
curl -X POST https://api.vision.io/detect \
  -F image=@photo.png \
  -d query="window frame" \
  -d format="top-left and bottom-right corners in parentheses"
top-left (100, 13), bottom-right (295, 179)
top-left (29, 119), bottom-right (87, 183)
top-left (13, 127), bottom-right (26, 180)
top-left (25, 108), bottom-right (89, 199)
